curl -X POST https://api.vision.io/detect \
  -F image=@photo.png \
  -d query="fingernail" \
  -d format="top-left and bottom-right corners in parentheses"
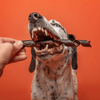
top-left (17, 41), bottom-right (23, 47)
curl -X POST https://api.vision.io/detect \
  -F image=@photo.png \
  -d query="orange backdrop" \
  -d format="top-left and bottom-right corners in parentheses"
top-left (0, 0), bottom-right (100, 100)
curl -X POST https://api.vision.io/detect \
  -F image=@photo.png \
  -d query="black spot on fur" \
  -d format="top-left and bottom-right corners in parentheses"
top-left (51, 92), bottom-right (57, 100)
top-left (74, 93), bottom-right (77, 95)
top-left (43, 67), bottom-right (46, 71)
top-left (50, 86), bottom-right (54, 89)
top-left (38, 61), bottom-right (41, 65)
top-left (54, 72), bottom-right (57, 75)
top-left (51, 59), bottom-right (54, 61)
top-left (61, 97), bottom-right (69, 99)
top-left (38, 86), bottom-right (40, 88)
top-left (58, 67), bottom-right (60, 70)
top-left (45, 81), bottom-right (47, 84)
top-left (47, 69), bottom-right (50, 74)
top-left (65, 93), bottom-right (67, 95)
top-left (37, 79), bottom-right (39, 82)
top-left (43, 97), bottom-right (45, 99)
top-left (46, 61), bottom-right (49, 63)
top-left (61, 65), bottom-right (64, 67)
top-left (48, 89), bottom-right (50, 91)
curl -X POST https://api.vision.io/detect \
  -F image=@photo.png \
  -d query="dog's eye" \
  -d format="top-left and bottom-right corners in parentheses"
top-left (51, 23), bottom-right (60, 27)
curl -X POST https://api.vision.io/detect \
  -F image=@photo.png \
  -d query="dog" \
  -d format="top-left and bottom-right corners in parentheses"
top-left (28, 12), bottom-right (78, 100)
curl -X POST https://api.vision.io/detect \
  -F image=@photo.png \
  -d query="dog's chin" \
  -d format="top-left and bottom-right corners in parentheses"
top-left (34, 44), bottom-right (64, 61)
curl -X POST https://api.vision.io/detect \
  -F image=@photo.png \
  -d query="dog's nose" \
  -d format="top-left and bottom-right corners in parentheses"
top-left (28, 12), bottom-right (42, 23)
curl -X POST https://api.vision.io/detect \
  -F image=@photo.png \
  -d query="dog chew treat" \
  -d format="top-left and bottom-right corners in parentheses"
top-left (55, 39), bottom-right (91, 47)
top-left (21, 39), bottom-right (91, 48)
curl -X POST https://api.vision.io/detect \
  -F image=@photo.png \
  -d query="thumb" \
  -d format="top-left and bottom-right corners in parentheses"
top-left (13, 41), bottom-right (23, 54)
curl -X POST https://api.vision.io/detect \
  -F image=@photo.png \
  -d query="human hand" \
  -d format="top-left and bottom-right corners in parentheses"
top-left (0, 37), bottom-right (27, 77)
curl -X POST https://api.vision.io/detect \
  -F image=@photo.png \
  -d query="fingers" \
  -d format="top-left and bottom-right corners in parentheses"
top-left (9, 49), bottom-right (27, 63)
top-left (9, 55), bottom-right (27, 63)
top-left (13, 41), bottom-right (23, 54)
top-left (0, 37), bottom-right (18, 43)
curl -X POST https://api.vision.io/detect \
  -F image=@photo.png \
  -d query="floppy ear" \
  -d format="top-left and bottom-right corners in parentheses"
top-left (29, 48), bottom-right (36, 73)
top-left (72, 51), bottom-right (78, 70)
top-left (68, 34), bottom-right (76, 41)
top-left (68, 34), bottom-right (78, 70)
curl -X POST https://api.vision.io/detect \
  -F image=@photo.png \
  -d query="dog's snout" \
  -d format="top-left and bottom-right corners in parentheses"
top-left (28, 12), bottom-right (42, 23)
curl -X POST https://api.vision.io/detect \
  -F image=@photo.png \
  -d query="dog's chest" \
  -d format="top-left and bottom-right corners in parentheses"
top-left (31, 57), bottom-right (75, 100)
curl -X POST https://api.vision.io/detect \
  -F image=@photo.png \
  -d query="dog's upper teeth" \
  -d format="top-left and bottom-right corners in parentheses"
top-left (32, 33), bottom-right (34, 39)
top-left (38, 27), bottom-right (41, 31)
top-left (32, 28), bottom-right (37, 32)
top-left (41, 28), bottom-right (44, 32)
top-left (45, 30), bottom-right (48, 36)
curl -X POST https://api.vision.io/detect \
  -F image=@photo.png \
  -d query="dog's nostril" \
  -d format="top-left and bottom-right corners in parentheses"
top-left (28, 12), bottom-right (42, 22)
top-left (33, 13), bottom-right (42, 20)
top-left (34, 13), bottom-right (38, 18)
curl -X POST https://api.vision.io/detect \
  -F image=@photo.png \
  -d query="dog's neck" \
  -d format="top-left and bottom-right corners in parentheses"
top-left (32, 48), bottom-right (75, 100)
top-left (35, 48), bottom-right (72, 80)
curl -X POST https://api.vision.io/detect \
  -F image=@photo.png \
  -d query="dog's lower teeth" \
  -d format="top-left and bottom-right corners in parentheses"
top-left (45, 44), bottom-right (48, 50)
top-left (38, 27), bottom-right (41, 31)
top-left (32, 28), bottom-right (37, 32)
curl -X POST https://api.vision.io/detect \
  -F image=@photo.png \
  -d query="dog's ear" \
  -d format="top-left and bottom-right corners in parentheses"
top-left (68, 34), bottom-right (78, 70)
top-left (29, 48), bottom-right (36, 73)
top-left (68, 34), bottom-right (76, 41)
top-left (72, 51), bottom-right (78, 70)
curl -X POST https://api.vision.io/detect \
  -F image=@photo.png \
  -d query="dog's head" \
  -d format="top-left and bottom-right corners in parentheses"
top-left (28, 12), bottom-right (77, 72)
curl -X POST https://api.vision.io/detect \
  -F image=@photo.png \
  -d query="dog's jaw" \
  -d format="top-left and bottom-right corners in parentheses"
top-left (28, 18), bottom-right (69, 61)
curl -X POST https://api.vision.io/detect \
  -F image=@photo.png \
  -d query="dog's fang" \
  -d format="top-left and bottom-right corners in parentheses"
top-left (32, 33), bottom-right (34, 39)
top-left (38, 27), bottom-right (41, 31)
top-left (45, 30), bottom-right (48, 36)
top-left (41, 28), bottom-right (44, 32)
top-left (45, 44), bottom-right (48, 50)
top-left (32, 28), bottom-right (37, 32)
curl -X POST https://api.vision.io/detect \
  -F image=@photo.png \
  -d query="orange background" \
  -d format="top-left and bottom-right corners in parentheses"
top-left (0, 0), bottom-right (100, 100)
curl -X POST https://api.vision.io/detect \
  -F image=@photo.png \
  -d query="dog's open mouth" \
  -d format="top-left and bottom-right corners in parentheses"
top-left (31, 27), bottom-right (64, 56)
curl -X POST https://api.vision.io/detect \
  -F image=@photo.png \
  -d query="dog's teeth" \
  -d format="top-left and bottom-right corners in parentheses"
top-left (32, 28), bottom-right (37, 32)
top-left (38, 27), bottom-right (41, 31)
top-left (32, 33), bottom-right (34, 39)
top-left (41, 28), bottom-right (44, 32)
top-left (34, 47), bottom-right (38, 52)
top-left (45, 44), bottom-right (48, 50)
top-left (45, 30), bottom-right (48, 36)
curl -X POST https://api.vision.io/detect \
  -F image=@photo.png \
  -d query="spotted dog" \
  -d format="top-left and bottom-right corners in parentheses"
top-left (28, 12), bottom-right (78, 100)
